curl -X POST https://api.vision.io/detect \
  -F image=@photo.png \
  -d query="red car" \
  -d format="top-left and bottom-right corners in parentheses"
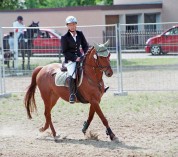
top-left (32, 29), bottom-right (61, 55)
top-left (145, 25), bottom-right (178, 55)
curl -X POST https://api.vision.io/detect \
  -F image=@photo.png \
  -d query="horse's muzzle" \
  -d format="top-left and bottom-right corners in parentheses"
top-left (105, 67), bottom-right (113, 77)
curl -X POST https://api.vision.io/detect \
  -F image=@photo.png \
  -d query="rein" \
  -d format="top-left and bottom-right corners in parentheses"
top-left (84, 50), bottom-right (111, 71)
top-left (80, 48), bottom-right (110, 92)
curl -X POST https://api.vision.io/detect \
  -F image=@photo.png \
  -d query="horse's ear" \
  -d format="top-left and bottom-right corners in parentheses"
top-left (93, 42), bottom-right (99, 50)
top-left (104, 39), bottom-right (110, 47)
top-left (89, 46), bottom-right (96, 60)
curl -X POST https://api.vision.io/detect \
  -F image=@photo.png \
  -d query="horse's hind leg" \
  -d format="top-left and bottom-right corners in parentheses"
top-left (40, 93), bottom-right (58, 137)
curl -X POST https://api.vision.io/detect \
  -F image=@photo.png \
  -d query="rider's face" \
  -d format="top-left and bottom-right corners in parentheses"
top-left (67, 23), bottom-right (77, 32)
top-left (18, 20), bottom-right (23, 24)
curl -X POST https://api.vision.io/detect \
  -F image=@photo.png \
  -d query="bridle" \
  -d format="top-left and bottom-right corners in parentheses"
top-left (81, 47), bottom-right (111, 92)
top-left (94, 52), bottom-right (111, 72)
top-left (84, 47), bottom-right (111, 72)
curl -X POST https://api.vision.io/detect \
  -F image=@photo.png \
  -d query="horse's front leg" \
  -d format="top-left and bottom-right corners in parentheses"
top-left (82, 105), bottom-right (95, 134)
top-left (90, 99), bottom-right (117, 141)
top-left (21, 50), bottom-right (25, 70)
top-left (27, 50), bottom-right (31, 70)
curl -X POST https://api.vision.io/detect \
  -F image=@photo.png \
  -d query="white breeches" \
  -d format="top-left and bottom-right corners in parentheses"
top-left (66, 61), bottom-right (76, 79)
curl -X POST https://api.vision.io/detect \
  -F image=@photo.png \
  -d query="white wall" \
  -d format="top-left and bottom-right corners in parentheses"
top-left (162, 0), bottom-right (178, 22)
top-left (114, 0), bottom-right (178, 23)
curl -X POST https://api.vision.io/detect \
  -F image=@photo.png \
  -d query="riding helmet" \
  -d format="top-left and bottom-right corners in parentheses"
top-left (17, 16), bottom-right (23, 21)
top-left (65, 16), bottom-right (77, 25)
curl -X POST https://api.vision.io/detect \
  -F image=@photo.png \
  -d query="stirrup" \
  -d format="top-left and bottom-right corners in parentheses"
top-left (69, 94), bottom-right (76, 104)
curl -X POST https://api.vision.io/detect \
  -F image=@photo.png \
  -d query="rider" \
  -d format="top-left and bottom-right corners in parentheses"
top-left (13, 15), bottom-right (25, 69)
top-left (61, 16), bottom-right (109, 104)
top-left (13, 16), bottom-right (25, 41)
top-left (61, 16), bottom-right (88, 104)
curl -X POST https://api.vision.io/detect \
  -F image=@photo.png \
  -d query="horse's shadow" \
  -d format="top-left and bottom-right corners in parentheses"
top-left (37, 136), bottom-right (145, 150)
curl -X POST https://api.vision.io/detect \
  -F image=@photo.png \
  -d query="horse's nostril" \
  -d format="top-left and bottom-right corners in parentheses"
top-left (105, 69), bottom-right (113, 77)
top-left (107, 73), bottom-right (111, 77)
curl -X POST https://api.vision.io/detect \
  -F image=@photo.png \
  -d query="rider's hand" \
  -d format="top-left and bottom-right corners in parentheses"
top-left (76, 57), bottom-right (80, 62)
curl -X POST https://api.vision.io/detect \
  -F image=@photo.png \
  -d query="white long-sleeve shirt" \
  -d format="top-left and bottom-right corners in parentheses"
top-left (13, 21), bottom-right (25, 39)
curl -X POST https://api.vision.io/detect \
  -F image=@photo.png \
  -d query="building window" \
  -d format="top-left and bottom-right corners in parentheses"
top-left (125, 15), bottom-right (139, 49)
top-left (126, 15), bottom-right (138, 24)
top-left (144, 14), bottom-right (156, 30)
top-left (126, 15), bottom-right (138, 31)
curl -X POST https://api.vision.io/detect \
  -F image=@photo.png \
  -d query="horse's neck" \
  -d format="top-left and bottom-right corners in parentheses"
top-left (84, 59), bottom-right (103, 82)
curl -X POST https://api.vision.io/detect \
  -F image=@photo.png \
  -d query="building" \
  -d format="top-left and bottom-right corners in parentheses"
top-left (0, 0), bottom-right (177, 28)
top-left (0, 0), bottom-right (177, 50)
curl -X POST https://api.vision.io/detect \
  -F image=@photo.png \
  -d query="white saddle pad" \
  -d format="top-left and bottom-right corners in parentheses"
top-left (55, 71), bottom-right (68, 87)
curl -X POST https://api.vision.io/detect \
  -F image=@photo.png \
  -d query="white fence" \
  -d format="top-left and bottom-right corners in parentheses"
top-left (0, 24), bottom-right (119, 93)
top-left (119, 22), bottom-right (178, 91)
top-left (0, 48), bottom-right (5, 96)
top-left (1, 22), bottom-right (178, 94)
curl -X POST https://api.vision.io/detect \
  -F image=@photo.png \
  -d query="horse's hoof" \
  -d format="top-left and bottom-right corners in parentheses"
top-left (112, 136), bottom-right (120, 143)
top-left (109, 133), bottom-right (117, 141)
top-left (54, 135), bottom-right (60, 141)
top-left (39, 127), bottom-right (44, 132)
top-left (82, 121), bottom-right (89, 134)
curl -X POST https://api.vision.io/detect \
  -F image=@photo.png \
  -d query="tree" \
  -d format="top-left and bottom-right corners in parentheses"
top-left (0, 0), bottom-right (23, 10)
top-left (45, 0), bottom-right (113, 8)
top-left (96, 0), bottom-right (113, 5)
top-left (0, 0), bottom-right (113, 10)
top-left (24, 0), bottom-right (47, 9)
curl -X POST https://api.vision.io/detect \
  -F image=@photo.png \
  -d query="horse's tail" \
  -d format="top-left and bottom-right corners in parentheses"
top-left (24, 66), bottom-right (43, 119)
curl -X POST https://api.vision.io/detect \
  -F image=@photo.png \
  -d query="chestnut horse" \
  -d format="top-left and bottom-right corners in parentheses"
top-left (24, 41), bottom-right (117, 141)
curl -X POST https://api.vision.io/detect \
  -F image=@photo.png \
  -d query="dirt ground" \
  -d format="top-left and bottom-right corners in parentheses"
top-left (0, 92), bottom-right (178, 157)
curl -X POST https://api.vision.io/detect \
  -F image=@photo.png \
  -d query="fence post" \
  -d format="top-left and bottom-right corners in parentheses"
top-left (0, 27), bottom-right (11, 98)
top-left (0, 47), bottom-right (3, 95)
top-left (13, 28), bottom-right (19, 69)
top-left (114, 24), bottom-right (127, 96)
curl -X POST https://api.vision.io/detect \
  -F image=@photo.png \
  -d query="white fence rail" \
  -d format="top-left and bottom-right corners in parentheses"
top-left (2, 22), bottom-right (178, 94)
top-left (119, 22), bottom-right (178, 52)
top-left (119, 22), bottom-right (178, 91)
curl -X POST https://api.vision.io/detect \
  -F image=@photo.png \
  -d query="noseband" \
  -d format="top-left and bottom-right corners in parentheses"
top-left (95, 52), bottom-right (111, 72)
top-left (84, 48), bottom-right (111, 72)
top-left (82, 48), bottom-right (111, 92)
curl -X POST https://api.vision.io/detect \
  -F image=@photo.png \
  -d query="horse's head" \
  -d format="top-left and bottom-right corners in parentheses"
top-left (27, 21), bottom-right (40, 38)
top-left (86, 40), bottom-right (113, 77)
top-left (29, 21), bottom-right (39, 28)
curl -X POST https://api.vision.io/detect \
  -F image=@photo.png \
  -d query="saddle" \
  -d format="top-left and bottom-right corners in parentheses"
top-left (54, 61), bottom-right (83, 88)
top-left (54, 61), bottom-right (88, 103)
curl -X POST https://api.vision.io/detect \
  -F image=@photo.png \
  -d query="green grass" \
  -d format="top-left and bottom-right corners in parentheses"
top-left (110, 58), bottom-right (178, 67)
top-left (5, 56), bottom-right (178, 70)
top-left (25, 57), bottom-right (178, 69)
top-left (99, 92), bottom-right (178, 113)
top-left (0, 92), bottom-right (178, 124)
top-left (123, 58), bottom-right (178, 66)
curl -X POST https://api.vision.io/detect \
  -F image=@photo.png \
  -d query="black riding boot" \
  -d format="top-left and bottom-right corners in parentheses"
top-left (69, 76), bottom-right (76, 104)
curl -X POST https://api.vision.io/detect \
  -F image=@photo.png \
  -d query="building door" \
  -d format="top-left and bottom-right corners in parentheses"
top-left (105, 15), bottom-right (119, 25)
top-left (105, 15), bottom-right (119, 50)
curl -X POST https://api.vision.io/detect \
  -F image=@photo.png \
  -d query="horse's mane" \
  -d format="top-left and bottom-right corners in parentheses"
top-left (85, 46), bottom-right (94, 56)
